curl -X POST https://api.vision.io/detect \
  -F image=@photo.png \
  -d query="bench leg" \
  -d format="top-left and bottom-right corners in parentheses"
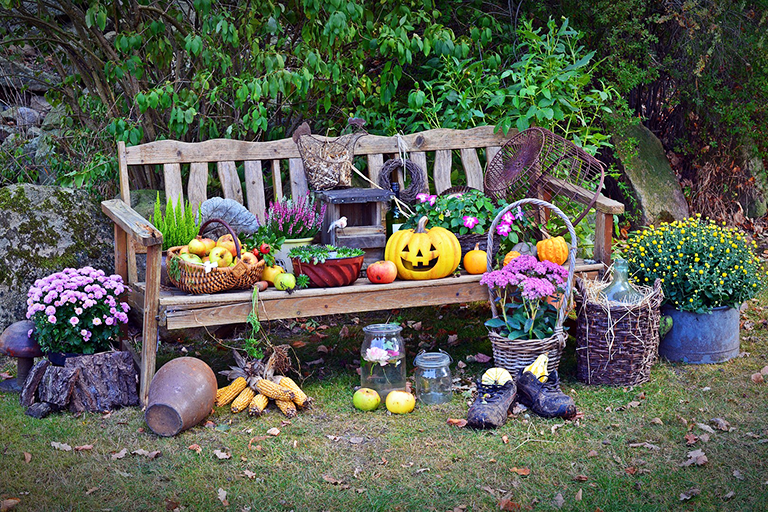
top-left (139, 244), bottom-right (162, 407)
top-left (594, 211), bottom-right (613, 266)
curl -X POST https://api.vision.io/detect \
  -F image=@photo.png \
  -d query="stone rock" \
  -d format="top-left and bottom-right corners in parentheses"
top-left (15, 106), bottom-right (41, 127)
top-left (29, 95), bottom-right (51, 114)
top-left (0, 184), bottom-right (115, 333)
top-left (41, 104), bottom-right (67, 132)
top-left (613, 122), bottom-right (689, 224)
top-left (737, 140), bottom-right (767, 218)
top-left (131, 188), bottom-right (165, 221)
top-left (0, 57), bottom-right (59, 93)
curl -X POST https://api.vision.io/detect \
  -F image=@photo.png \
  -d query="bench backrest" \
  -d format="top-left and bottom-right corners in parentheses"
top-left (118, 126), bottom-right (511, 223)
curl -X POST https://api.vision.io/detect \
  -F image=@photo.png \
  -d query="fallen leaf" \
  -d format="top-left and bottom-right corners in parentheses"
top-left (575, 489), bottom-right (582, 501)
top-left (510, 467), bottom-right (531, 476)
top-left (626, 401), bottom-right (641, 408)
top-left (74, 444), bottom-right (93, 451)
top-left (111, 448), bottom-right (127, 460)
top-left (711, 418), bottom-right (731, 431)
top-left (290, 340), bottom-right (307, 348)
top-left (165, 498), bottom-right (180, 511)
top-left (411, 321), bottom-right (422, 331)
top-left (323, 475), bottom-right (344, 485)
top-left (188, 444), bottom-right (202, 454)
top-left (213, 449), bottom-right (231, 460)
top-left (447, 334), bottom-right (459, 346)
top-left (700, 433), bottom-right (710, 443)
top-left (680, 488), bottom-right (700, 501)
top-left (629, 442), bottom-right (660, 451)
top-left (501, 435), bottom-right (509, 444)
top-left (132, 449), bottom-right (161, 459)
top-left (551, 423), bottom-right (564, 434)
top-left (499, 498), bottom-right (522, 511)
top-left (457, 360), bottom-right (467, 369)
top-left (696, 422), bottom-right (715, 434)
top-left (51, 442), bottom-right (72, 452)
top-left (681, 449), bottom-right (707, 467)
top-left (750, 373), bottom-right (764, 384)
top-left (267, 427), bottom-right (280, 436)
top-left (244, 470), bottom-right (257, 479)
top-left (651, 417), bottom-right (664, 426)
top-left (761, 365), bottom-right (768, 376)
top-left (624, 467), bottom-right (638, 475)
top-left (723, 491), bottom-right (735, 500)
top-left (415, 468), bottom-right (430, 474)
top-left (552, 493), bottom-right (565, 509)
top-left (474, 352), bottom-right (491, 363)
top-left (574, 475), bottom-right (588, 481)
top-left (326, 435), bottom-right (341, 442)
top-left (339, 325), bottom-right (350, 338)
top-left (733, 469), bottom-right (745, 480)
top-left (1, 498), bottom-right (20, 511)
top-left (217, 488), bottom-right (229, 507)
top-left (400, 462), bottom-right (414, 468)
top-left (85, 487), bottom-right (98, 495)
top-left (316, 345), bottom-right (329, 354)
top-left (349, 436), bottom-right (364, 444)
top-left (23, 452), bottom-right (31, 463)
top-left (685, 433), bottom-right (699, 445)
top-left (115, 470), bottom-right (132, 477)
top-left (587, 450), bottom-right (598, 458)
top-left (355, 488), bottom-right (367, 494)
top-left (447, 418), bottom-right (467, 428)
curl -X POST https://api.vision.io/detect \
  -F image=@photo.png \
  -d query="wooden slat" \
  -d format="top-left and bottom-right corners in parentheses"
top-left (140, 244), bottom-right (162, 407)
top-left (217, 161), bottom-right (243, 204)
top-left (124, 126), bottom-right (515, 165)
top-left (434, 149), bottom-right (452, 194)
top-left (163, 163), bottom-right (184, 207)
top-left (272, 160), bottom-right (283, 202)
top-left (114, 223), bottom-right (128, 284)
top-left (187, 162), bottom-right (208, 212)
top-left (117, 142), bottom-right (136, 284)
top-left (101, 199), bottom-right (163, 247)
top-left (367, 153), bottom-right (384, 182)
top-left (244, 160), bottom-right (266, 223)
top-left (545, 176), bottom-right (625, 214)
top-left (289, 157), bottom-right (309, 198)
top-left (594, 210), bottom-right (613, 265)
top-left (485, 146), bottom-right (501, 170)
top-left (461, 148), bottom-right (484, 191)
top-left (410, 152), bottom-right (429, 193)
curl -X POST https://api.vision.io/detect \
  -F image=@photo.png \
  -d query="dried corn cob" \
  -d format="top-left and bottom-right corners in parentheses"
top-left (275, 399), bottom-right (297, 418)
top-left (231, 386), bottom-right (256, 413)
top-left (255, 378), bottom-right (295, 401)
top-left (278, 376), bottom-right (312, 408)
top-left (215, 376), bottom-right (248, 407)
top-left (248, 393), bottom-right (269, 416)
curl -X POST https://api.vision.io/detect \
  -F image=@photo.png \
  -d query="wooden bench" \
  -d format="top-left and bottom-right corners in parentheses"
top-left (100, 126), bottom-right (624, 405)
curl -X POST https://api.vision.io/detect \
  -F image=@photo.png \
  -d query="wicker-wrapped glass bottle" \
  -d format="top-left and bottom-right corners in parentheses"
top-left (360, 324), bottom-right (406, 400)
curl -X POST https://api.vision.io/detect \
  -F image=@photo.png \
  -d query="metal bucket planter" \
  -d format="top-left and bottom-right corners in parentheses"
top-left (659, 305), bottom-right (740, 364)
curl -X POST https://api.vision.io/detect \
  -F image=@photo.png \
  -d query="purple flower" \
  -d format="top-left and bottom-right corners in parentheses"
top-left (496, 223), bottom-right (512, 236)
top-left (463, 216), bottom-right (480, 229)
top-left (417, 193), bottom-right (430, 203)
top-left (428, 195), bottom-right (437, 206)
top-left (45, 305), bottom-right (56, 316)
top-left (48, 315), bottom-right (56, 324)
top-left (69, 316), bottom-right (79, 326)
top-left (502, 212), bottom-right (515, 224)
top-left (92, 317), bottom-right (102, 326)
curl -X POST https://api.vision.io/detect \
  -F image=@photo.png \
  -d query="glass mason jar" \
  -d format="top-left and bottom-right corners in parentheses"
top-left (413, 350), bottom-right (453, 405)
top-left (360, 323), bottom-right (406, 400)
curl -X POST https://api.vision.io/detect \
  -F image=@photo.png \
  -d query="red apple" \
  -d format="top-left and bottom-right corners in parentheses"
top-left (366, 260), bottom-right (397, 284)
top-left (216, 234), bottom-right (241, 259)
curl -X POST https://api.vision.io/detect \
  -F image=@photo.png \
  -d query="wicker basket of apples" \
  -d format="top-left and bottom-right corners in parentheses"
top-left (167, 218), bottom-right (265, 294)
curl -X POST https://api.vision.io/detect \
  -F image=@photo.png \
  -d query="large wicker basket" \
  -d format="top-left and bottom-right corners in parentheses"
top-left (166, 218), bottom-right (265, 295)
top-left (485, 198), bottom-right (577, 376)
top-left (575, 278), bottom-right (663, 386)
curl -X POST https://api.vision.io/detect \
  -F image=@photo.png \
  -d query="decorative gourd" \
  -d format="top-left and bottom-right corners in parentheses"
top-left (481, 367), bottom-right (513, 386)
top-left (503, 251), bottom-right (521, 266)
top-left (537, 236), bottom-right (569, 265)
top-left (463, 243), bottom-right (487, 275)
top-left (385, 216), bottom-right (461, 280)
top-left (512, 241), bottom-right (537, 258)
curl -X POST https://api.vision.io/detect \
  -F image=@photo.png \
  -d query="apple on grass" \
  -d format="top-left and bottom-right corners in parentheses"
top-left (209, 246), bottom-right (233, 268)
top-left (367, 260), bottom-right (397, 284)
top-left (352, 388), bottom-right (381, 411)
top-left (385, 390), bottom-right (415, 414)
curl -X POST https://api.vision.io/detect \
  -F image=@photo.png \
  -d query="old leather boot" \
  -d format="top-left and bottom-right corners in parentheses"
top-left (466, 380), bottom-right (517, 429)
top-left (516, 369), bottom-right (576, 419)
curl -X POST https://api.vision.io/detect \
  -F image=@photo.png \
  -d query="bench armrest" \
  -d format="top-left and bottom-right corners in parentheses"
top-left (101, 199), bottom-right (163, 247)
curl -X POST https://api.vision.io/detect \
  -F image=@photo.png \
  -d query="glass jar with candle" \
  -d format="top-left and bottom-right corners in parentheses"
top-left (413, 350), bottom-right (453, 405)
top-left (360, 323), bottom-right (406, 400)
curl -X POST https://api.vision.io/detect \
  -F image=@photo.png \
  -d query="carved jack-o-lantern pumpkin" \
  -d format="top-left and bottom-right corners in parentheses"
top-left (385, 216), bottom-right (461, 280)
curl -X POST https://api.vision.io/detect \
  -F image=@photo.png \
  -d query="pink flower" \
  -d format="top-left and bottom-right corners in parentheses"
top-left (496, 223), bottom-right (512, 236)
top-left (92, 317), bottom-right (102, 326)
top-left (428, 195), bottom-right (437, 206)
top-left (417, 193), bottom-right (430, 203)
top-left (463, 216), bottom-right (480, 229)
top-left (48, 315), bottom-right (56, 324)
top-left (364, 346), bottom-right (391, 366)
top-left (69, 316), bottom-right (79, 326)
top-left (502, 212), bottom-right (515, 224)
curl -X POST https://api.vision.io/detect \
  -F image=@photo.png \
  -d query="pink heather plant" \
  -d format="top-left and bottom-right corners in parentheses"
top-left (481, 255), bottom-right (568, 340)
top-left (265, 196), bottom-right (327, 239)
top-left (26, 267), bottom-right (129, 354)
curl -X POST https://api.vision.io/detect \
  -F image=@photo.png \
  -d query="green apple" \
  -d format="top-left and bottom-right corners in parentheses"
top-left (352, 388), bottom-right (380, 411)
top-left (275, 272), bottom-right (297, 291)
top-left (209, 246), bottom-right (233, 268)
top-left (179, 252), bottom-right (203, 265)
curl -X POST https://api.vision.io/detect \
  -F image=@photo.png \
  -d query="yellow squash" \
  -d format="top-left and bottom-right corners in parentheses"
top-left (385, 216), bottom-right (461, 280)
top-left (537, 236), bottom-right (569, 266)
top-left (463, 243), bottom-right (488, 275)
top-left (503, 251), bottom-right (521, 266)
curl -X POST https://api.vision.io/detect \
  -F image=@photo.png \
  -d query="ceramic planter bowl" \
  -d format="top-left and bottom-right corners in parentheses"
top-left (292, 255), bottom-right (364, 287)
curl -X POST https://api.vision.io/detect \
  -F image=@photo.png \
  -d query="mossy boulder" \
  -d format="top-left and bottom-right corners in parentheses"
top-left (0, 184), bottom-right (114, 333)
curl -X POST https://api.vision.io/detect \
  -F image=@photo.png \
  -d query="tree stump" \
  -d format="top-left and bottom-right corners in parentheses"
top-left (21, 351), bottom-right (138, 417)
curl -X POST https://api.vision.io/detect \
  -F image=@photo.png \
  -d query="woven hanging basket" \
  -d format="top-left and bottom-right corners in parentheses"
top-left (166, 218), bottom-right (265, 295)
top-left (575, 278), bottom-right (663, 386)
top-left (484, 198), bottom-right (577, 375)
top-left (293, 122), bottom-right (367, 191)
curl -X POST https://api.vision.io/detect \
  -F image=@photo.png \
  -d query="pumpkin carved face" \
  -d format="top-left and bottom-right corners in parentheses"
top-left (385, 216), bottom-right (461, 280)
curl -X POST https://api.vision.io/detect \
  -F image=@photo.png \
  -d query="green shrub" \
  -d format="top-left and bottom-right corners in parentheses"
top-left (148, 193), bottom-right (199, 250)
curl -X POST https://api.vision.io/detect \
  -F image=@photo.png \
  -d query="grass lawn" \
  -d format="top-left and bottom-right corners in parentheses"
top-left (1, 300), bottom-right (767, 511)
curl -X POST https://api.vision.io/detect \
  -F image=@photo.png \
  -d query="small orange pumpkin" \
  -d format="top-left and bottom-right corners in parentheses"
top-left (537, 236), bottom-right (569, 265)
top-left (502, 250), bottom-right (521, 266)
top-left (463, 243), bottom-right (487, 274)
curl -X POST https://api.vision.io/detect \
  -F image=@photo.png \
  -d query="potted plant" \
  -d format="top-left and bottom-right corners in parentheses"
top-left (626, 214), bottom-right (766, 363)
top-left (480, 254), bottom-right (570, 374)
top-left (25, 267), bottom-right (130, 365)
top-left (288, 245), bottom-right (365, 287)
top-left (264, 196), bottom-right (327, 273)
top-left (401, 189), bottom-right (531, 260)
